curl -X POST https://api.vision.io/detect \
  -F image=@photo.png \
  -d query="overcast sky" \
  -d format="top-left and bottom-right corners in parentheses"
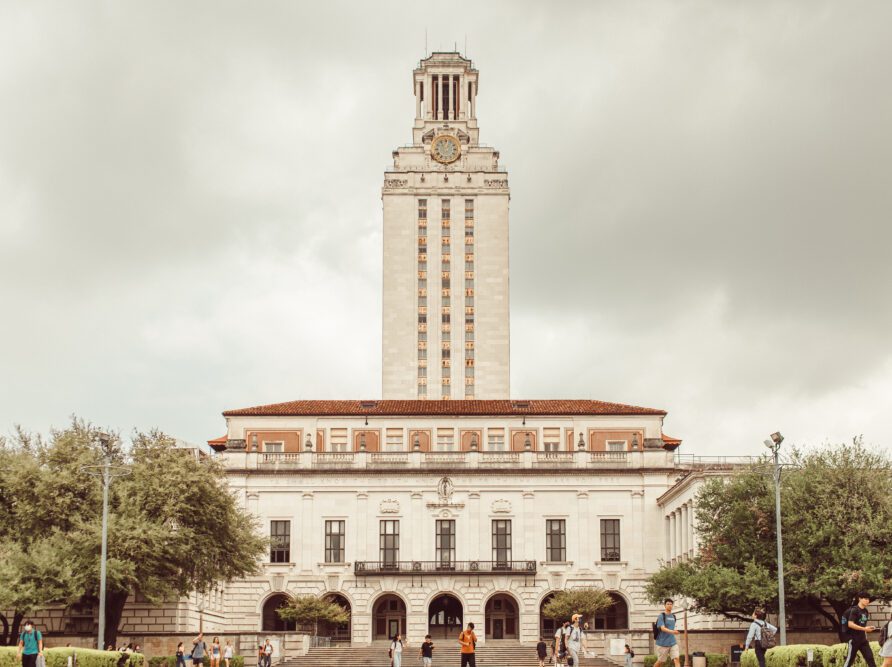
top-left (1, 1), bottom-right (889, 456)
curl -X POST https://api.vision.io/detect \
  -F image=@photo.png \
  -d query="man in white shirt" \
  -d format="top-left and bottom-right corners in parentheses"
top-left (567, 614), bottom-right (585, 667)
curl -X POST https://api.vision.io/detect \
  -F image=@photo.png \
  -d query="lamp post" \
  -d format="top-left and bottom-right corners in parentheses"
top-left (763, 431), bottom-right (786, 646)
top-left (82, 433), bottom-right (131, 651)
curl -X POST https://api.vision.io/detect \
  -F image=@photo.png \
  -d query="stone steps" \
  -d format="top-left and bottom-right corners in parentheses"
top-left (278, 644), bottom-right (620, 667)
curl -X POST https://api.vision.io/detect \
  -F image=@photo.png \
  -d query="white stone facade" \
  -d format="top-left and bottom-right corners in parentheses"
top-left (382, 52), bottom-right (510, 400)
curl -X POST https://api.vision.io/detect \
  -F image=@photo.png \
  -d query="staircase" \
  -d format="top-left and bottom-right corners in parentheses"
top-left (277, 643), bottom-right (621, 667)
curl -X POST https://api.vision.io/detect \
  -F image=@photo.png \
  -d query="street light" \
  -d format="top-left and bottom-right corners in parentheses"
top-left (763, 431), bottom-right (786, 646)
top-left (81, 433), bottom-right (131, 651)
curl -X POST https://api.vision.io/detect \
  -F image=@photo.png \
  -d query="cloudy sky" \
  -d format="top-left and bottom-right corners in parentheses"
top-left (1, 1), bottom-right (889, 456)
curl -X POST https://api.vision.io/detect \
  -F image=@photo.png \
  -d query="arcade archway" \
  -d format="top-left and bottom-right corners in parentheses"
top-left (539, 592), bottom-right (558, 639)
top-left (261, 593), bottom-right (295, 631)
top-left (484, 593), bottom-right (518, 640)
top-left (428, 594), bottom-right (463, 639)
top-left (373, 594), bottom-right (407, 640)
top-left (592, 592), bottom-right (629, 630)
top-left (320, 593), bottom-right (351, 642)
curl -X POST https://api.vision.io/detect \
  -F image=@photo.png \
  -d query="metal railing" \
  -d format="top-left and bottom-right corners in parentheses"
top-left (354, 559), bottom-right (536, 576)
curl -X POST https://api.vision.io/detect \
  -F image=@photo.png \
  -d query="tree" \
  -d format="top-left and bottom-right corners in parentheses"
top-left (277, 596), bottom-right (350, 637)
top-left (0, 419), bottom-right (268, 648)
top-left (542, 588), bottom-right (614, 626)
top-left (646, 440), bottom-right (892, 628)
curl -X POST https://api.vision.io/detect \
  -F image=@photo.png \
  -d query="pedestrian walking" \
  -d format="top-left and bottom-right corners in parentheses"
top-left (458, 622), bottom-right (477, 667)
top-left (624, 644), bottom-right (634, 667)
top-left (223, 641), bottom-right (233, 667)
top-left (256, 645), bottom-right (263, 667)
top-left (192, 634), bottom-right (207, 667)
top-left (210, 638), bottom-right (222, 667)
top-left (17, 620), bottom-right (44, 667)
top-left (537, 637), bottom-right (548, 667)
top-left (653, 599), bottom-right (681, 667)
top-left (878, 610), bottom-right (892, 667)
top-left (554, 620), bottom-right (570, 667)
top-left (567, 614), bottom-right (584, 667)
top-left (262, 639), bottom-right (273, 667)
top-left (420, 635), bottom-right (434, 667)
top-left (743, 609), bottom-right (777, 667)
top-left (389, 633), bottom-right (404, 667)
top-left (841, 593), bottom-right (878, 667)
top-left (176, 643), bottom-right (187, 667)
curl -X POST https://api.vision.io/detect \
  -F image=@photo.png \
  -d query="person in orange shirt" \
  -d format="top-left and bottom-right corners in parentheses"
top-left (458, 622), bottom-right (477, 667)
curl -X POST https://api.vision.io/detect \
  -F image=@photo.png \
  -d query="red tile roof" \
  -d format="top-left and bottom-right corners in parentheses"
top-left (207, 435), bottom-right (228, 451)
top-left (222, 399), bottom-right (667, 418)
top-left (662, 432), bottom-right (682, 450)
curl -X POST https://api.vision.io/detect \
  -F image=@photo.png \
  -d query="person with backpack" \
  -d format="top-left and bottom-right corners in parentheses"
top-left (653, 599), bottom-right (681, 667)
top-left (841, 593), bottom-right (878, 667)
top-left (879, 608), bottom-right (892, 667)
top-left (458, 622), bottom-right (477, 667)
top-left (192, 634), bottom-right (207, 667)
top-left (16, 620), bottom-right (43, 667)
top-left (389, 632), bottom-right (403, 667)
top-left (566, 614), bottom-right (585, 667)
top-left (624, 644), bottom-right (635, 667)
top-left (744, 609), bottom-right (777, 667)
top-left (554, 620), bottom-right (570, 667)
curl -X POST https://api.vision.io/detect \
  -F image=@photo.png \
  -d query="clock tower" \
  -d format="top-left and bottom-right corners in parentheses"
top-left (382, 52), bottom-right (510, 400)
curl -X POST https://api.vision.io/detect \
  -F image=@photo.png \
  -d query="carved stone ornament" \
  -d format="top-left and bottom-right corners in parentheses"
top-left (491, 499), bottom-right (512, 514)
top-left (437, 476), bottom-right (454, 502)
top-left (484, 179), bottom-right (508, 187)
top-left (384, 179), bottom-right (408, 188)
top-left (379, 499), bottom-right (400, 514)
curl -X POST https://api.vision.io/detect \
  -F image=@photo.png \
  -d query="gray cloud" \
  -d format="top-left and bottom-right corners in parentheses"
top-left (1, 1), bottom-right (889, 453)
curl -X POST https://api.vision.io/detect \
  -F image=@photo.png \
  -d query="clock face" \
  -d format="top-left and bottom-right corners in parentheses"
top-left (432, 135), bottom-right (460, 164)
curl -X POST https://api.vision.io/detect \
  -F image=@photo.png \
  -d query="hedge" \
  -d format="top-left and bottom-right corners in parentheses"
top-left (740, 643), bottom-right (881, 667)
top-left (644, 654), bottom-right (729, 667)
top-left (148, 658), bottom-right (244, 667)
top-left (0, 648), bottom-right (144, 667)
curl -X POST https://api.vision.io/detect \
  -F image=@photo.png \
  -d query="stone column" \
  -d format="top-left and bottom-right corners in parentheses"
top-left (523, 491), bottom-right (536, 562)
top-left (468, 492), bottom-right (481, 560)
top-left (665, 515), bottom-right (671, 562)
top-left (412, 491), bottom-right (424, 560)
top-left (415, 78), bottom-right (421, 119)
top-left (669, 512), bottom-right (676, 561)
top-left (447, 74), bottom-right (453, 120)
top-left (682, 505), bottom-right (689, 557)
top-left (356, 492), bottom-right (368, 563)
top-left (577, 492), bottom-right (589, 568)
top-left (301, 492), bottom-right (314, 572)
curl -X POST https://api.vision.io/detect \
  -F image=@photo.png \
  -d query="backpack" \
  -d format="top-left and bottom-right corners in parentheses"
top-left (654, 613), bottom-right (673, 640)
top-left (880, 622), bottom-right (890, 646)
top-left (755, 620), bottom-right (777, 650)
top-left (839, 610), bottom-right (852, 642)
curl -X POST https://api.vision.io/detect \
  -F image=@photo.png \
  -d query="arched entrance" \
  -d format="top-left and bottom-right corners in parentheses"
top-left (592, 592), bottom-right (629, 630)
top-left (539, 592), bottom-right (558, 639)
top-left (320, 594), bottom-right (351, 643)
top-left (484, 593), bottom-right (518, 640)
top-left (262, 593), bottom-right (295, 631)
top-left (373, 594), bottom-right (406, 640)
top-left (428, 594), bottom-right (463, 639)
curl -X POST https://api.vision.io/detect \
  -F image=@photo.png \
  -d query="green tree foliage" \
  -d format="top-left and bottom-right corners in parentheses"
top-left (277, 595), bottom-right (350, 637)
top-left (0, 419), bottom-right (267, 647)
top-left (541, 588), bottom-right (614, 625)
top-left (646, 441), bottom-right (892, 627)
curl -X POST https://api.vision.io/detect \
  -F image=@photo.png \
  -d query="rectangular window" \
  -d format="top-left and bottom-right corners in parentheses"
top-left (386, 428), bottom-right (404, 451)
top-left (436, 519), bottom-right (456, 567)
top-left (492, 519), bottom-right (512, 566)
top-left (441, 199), bottom-right (450, 219)
top-left (380, 520), bottom-right (400, 567)
top-left (546, 519), bottom-right (566, 562)
top-left (325, 520), bottom-right (345, 563)
top-left (270, 520), bottom-right (290, 563)
top-left (262, 441), bottom-right (284, 453)
top-left (601, 519), bottom-right (621, 561)
top-left (487, 428), bottom-right (505, 451)
top-left (418, 348), bottom-right (427, 360)
top-left (606, 440), bottom-right (627, 452)
top-left (465, 199), bottom-right (474, 219)
top-left (330, 428), bottom-right (348, 452)
top-left (436, 428), bottom-right (455, 451)
top-left (418, 199), bottom-right (427, 219)
top-left (543, 428), bottom-right (561, 452)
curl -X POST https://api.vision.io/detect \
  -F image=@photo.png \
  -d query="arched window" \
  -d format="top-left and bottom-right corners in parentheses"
top-left (592, 592), bottom-right (629, 630)
top-left (261, 594), bottom-right (295, 632)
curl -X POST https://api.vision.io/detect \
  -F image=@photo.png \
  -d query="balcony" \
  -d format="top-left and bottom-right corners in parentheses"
top-left (225, 449), bottom-right (675, 472)
top-left (354, 560), bottom-right (536, 576)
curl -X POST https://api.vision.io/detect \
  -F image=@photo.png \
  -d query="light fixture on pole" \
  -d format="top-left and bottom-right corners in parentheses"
top-left (81, 432), bottom-right (131, 651)
top-left (763, 431), bottom-right (786, 646)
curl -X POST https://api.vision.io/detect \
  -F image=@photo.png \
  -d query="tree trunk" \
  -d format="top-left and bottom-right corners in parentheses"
top-left (0, 613), bottom-right (9, 646)
top-left (104, 590), bottom-right (130, 649)
top-left (10, 612), bottom-right (24, 648)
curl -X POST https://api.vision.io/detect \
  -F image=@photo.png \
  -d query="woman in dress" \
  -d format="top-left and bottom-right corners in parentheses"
top-left (390, 633), bottom-right (404, 667)
top-left (209, 637), bottom-right (222, 667)
top-left (223, 641), bottom-right (233, 667)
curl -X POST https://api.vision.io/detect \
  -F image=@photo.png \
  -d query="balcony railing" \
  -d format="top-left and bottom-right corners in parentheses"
top-left (313, 452), bottom-right (355, 467)
top-left (535, 451), bottom-right (575, 466)
top-left (354, 560), bottom-right (536, 576)
top-left (589, 451), bottom-right (629, 466)
top-left (370, 452), bottom-right (409, 465)
top-left (424, 451), bottom-right (469, 465)
top-left (480, 451), bottom-right (520, 465)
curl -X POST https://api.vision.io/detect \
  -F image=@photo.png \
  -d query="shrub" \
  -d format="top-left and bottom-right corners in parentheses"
top-left (643, 653), bottom-right (728, 667)
top-left (740, 643), bottom-right (880, 667)
top-left (0, 648), bottom-right (143, 667)
top-left (149, 658), bottom-right (243, 667)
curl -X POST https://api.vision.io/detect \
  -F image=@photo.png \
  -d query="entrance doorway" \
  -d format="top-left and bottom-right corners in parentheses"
top-left (374, 594), bottom-right (407, 640)
top-left (484, 594), bottom-right (518, 640)
top-left (261, 593), bottom-right (295, 632)
top-left (319, 594), bottom-right (351, 643)
top-left (428, 594), bottom-right (463, 639)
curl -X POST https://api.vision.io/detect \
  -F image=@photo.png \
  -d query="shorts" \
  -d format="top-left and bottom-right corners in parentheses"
top-left (657, 645), bottom-right (680, 661)
top-left (423, 658), bottom-right (432, 667)
top-left (193, 658), bottom-right (204, 666)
